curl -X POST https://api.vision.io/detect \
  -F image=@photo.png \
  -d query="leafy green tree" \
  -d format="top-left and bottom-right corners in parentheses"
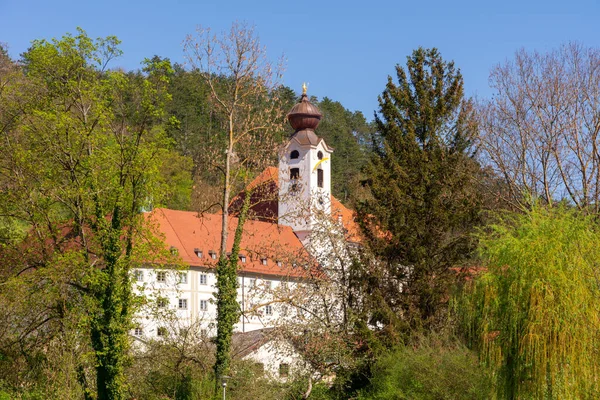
top-left (0, 29), bottom-right (184, 399)
top-left (459, 206), bottom-right (600, 399)
top-left (357, 47), bottom-right (481, 332)
top-left (357, 335), bottom-right (492, 400)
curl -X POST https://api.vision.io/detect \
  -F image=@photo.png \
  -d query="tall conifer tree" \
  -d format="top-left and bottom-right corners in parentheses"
top-left (358, 47), bottom-right (481, 331)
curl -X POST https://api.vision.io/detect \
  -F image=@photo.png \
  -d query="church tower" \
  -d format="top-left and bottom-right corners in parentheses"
top-left (278, 85), bottom-right (334, 244)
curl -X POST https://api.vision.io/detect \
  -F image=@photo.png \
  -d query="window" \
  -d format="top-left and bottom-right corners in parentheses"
top-left (178, 299), bottom-right (188, 310)
top-left (134, 270), bottom-right (144, 282)
top-left (157, 327), bottom-right (167, 337)
top-left (317, 168), bottom-right (324, 188)
top-left (265, 305), bottom-right (273, 315)
top-left (209, 250), bottom-right (217, 259)
top-left (248, 278), bottom-right (256, 288)
top-left (279, 363), bottom-right (289, 377)
top-left (194, 248), bottom-right (203, 258)
top-left (317, 150), bottom-right (323, 160)
top-left (157, 298), bottom-right (168, 308)
top-left (179, 272), bottom-right (188, 284)
top-left (276, 260), bottom-right (282, 267)
top-left (134, 327), bottom-right (143, 336)
top-left (240, 255), bottom-right (247, 263)
top-left (290, 168), bottom-right (300, 192)
top-left (290, 150), bottom-right (299, 159)
top-left (200, 300), bottom-right (208, 311)
top-left (261, 258), bottom-right (268, 266)
top-left (200, 274), bottom-right (207, 285)
top-left (290, 168), bottom-right (300, 180)
top-left (156, 271), bottom-right (166, 283)
top-left (265, 281), bottom-right (272, 289)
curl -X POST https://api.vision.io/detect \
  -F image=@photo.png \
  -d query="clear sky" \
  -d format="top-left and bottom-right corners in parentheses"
top-left (1, 0), bottom-right (598, 120)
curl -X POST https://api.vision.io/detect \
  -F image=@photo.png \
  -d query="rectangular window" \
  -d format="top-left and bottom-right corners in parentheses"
top-left (261, 258), bottom-right (268, 266)
top-left (134, 270), bottom-right (144, 282)
top-left (194, 248), bottom-right (203, 258)
top-left (134, 327), bottom-right (143, 336)
top-left (200, 300), bottom-right (208, 311)
top-left (210, 251), bottom-right (217, 259)
top-left (157, 298), bottom-right (168, 308)
top-left (179, 272), bottom-right (188, 284)
top-left (178, 299), bottom-right (187, 310)
top-left (248, 278), bottom-right (255, 288)
top-left (157, 327), bottom-right (167, 337)
top-left (279, 363), bottom-right (289, 377)
top-left (276, 260), bottom-right (282, 267)
top-left (156, 271), bottom-right (166, 283)
top-left (200, 274), bottom-right (207, 285)
top-left (240, 255), bottom-right (246, 263)
top-left (265, 305), bottom-right (273, 315)
top-left (290, 168), bottom-right (300, 180)
top-left (265, 280), bottom-right (272, 289)
top-left (317, 168), bottom-right (324, 188)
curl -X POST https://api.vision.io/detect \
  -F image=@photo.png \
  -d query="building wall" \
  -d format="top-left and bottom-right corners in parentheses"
top-left (278, 140), bottom-right (332, 244)
top-left (131, 266), bottom-right (301, 339)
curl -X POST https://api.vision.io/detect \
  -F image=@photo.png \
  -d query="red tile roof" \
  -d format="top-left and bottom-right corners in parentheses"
top-left (145, 208), bottom-right (315, 278)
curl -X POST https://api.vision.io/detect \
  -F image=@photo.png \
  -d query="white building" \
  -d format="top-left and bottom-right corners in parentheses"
top-left (132, 88), bottom-right (360, 348)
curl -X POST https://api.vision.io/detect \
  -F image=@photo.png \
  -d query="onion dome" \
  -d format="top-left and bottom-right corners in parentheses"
top-left (287, 83), bottom-right (322, 132)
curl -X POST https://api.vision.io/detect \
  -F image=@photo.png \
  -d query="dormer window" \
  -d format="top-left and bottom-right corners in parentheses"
top-left (317, 169), bottom-right (324, 188)
top-left (290, 150), bottom-right (299, 159)
top-left (209, 250), bottom-right (217, 260)
top-left (240, 255), bottom-right (247, 263)
top-left (276, 260), bottom-right (282, 267)
top-left (261, 258), bottom-right (268, 266)
top-left (317, 151), bottom-right (323, 160)
top-left (194, 248), bottom-right (203, 258)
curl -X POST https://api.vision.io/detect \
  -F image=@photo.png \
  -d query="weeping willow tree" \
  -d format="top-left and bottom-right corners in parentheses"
top-left (459, 206), bottom-right (600, 399)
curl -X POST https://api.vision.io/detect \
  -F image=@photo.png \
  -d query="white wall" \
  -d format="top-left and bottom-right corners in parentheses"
top-left (131, 266), bottom-right (301, 339)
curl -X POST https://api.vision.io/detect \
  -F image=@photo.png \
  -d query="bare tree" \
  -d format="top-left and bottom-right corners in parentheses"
top-left (478, 43), bottom-right (600, 211)
top-left (183, 22), bottom-right (286, 386)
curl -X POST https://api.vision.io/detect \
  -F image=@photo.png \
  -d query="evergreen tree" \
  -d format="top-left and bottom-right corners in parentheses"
top-left (358, 47), bottom-right (481, 331)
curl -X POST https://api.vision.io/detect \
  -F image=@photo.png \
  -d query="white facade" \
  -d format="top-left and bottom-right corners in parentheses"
top-left (131, 267), bottom-right (305, 339)
top-left (278, 137), bottom-right (333, 245)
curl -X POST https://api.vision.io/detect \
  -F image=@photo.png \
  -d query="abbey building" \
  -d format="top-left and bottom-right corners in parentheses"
top-left (132, 89), bottom-right (360, 341)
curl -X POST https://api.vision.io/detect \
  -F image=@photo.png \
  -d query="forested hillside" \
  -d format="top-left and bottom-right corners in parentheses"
top-left (160, 61), bottom-right (372, 209)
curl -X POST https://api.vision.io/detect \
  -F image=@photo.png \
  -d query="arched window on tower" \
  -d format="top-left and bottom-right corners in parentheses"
top-left (290, 150), bottom-right (299, 159)
top-left (317, 168), bottom-right (324, 188)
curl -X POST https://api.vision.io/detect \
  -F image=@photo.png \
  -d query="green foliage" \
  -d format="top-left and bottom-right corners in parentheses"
top-left (459, 206), bottom-right (600, 399)
top-left (214, 191), bottom-right (251, 381)
top-left (0, 28), bottom-right (183, 399)
top-left (358, 47), bottom-right (481, 331)
top-left (357, 336), bottom-right (492, 400)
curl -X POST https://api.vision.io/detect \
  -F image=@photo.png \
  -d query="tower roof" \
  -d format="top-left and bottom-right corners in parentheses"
top-left (287, 86), bottom-right (322, 132)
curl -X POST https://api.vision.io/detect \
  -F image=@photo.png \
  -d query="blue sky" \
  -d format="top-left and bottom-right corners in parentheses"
top-left (1, 0), bottom-right (598, 120)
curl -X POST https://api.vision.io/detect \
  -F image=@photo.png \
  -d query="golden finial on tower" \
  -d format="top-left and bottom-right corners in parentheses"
top-left (302, 82), bottom-right (307, 95)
